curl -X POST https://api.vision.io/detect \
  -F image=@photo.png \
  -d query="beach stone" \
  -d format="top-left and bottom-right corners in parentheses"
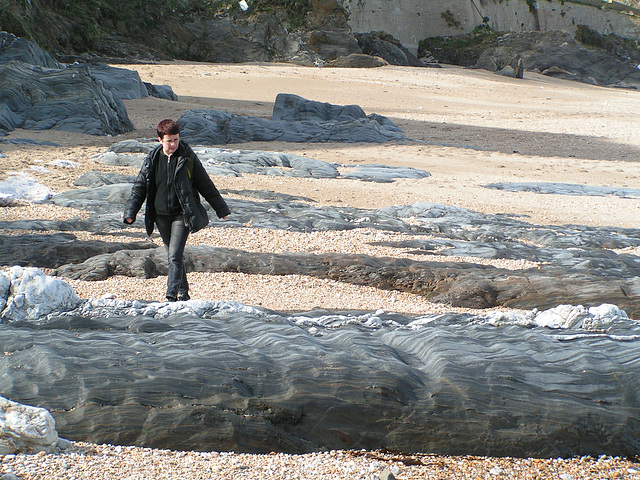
top-left (144, 82), bottom-right (178, 101)
top-left (340, 164), bottom-right (431, 182)
top-left (0, 174), bottom-right (53, 202)
top-left (0, 292), bottom-right (639, 457)
top-left (379, 470), bottom-right (397, 480)
top-left (0, 395), bottom-right (60, 454)
top-left (102, 141), bottom-right (429, 180)
top-left (0, 61), bottom-right (134, 135)
top-left (0, 266), bottom-right (80, 323)
top-left (178, 94), bottom-right (409, 144)
top-left (86, 63), bottom-right (149, 100)
top-left (0, 233), bottom-right (155, 269)
top-left (484, 181), bottom-right (640, 199)
top-left (73, 171), bottom-right (136, 187)
top-left (355, 31), bottom-right (425, 67)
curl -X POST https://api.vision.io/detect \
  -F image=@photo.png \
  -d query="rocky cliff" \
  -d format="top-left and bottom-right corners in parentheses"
top-left (342, 0), bottom-right (640, 53)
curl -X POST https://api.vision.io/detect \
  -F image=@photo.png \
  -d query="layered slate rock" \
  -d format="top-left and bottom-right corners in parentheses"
top-left (0, 270), bottom-right (638, 458)
top-left (178, 94), bottom-right (410, 144)
top-left (484, 181), bottom-right (640, 199)
top-left (99, 140), bottom-right (427, 180)
top-left (0, 32), bottom-right (61, 69)
top-left (0, 32), bottom-right (177, 136)
top-left (0, 61), bottom-right (134, 135)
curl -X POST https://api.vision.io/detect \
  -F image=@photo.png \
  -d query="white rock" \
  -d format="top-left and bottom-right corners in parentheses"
top-left (0, 173), bottom-right (53, 202)
top-left (0, 192), bottom-right (16, 206)
top-left (0, 267), bottom-right (81, 322)
top-left (0, 396), bottom-right (59, 454)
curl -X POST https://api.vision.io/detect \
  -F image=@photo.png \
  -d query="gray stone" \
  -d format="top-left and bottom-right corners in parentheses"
top-left (0, 62), bottom-right (134, 135)
top-left (74, 171), bottom-right (136, 187)
top-left (303, 29), bottom-right (362, 60)
top-left (0, 32), bottom-right (61, 69)
top-left (473, 46), bottom-right (524, 79)
top-left (484, 181), bottom-right (640, 199)
top-left (355, 31), bottom-right (425, 68)
top-left (0, 233), bottom-right (155, 269)
top-left (86, 63), bottom-right (149, 100)
top-left (178, 94), bottom-right (410, 145)
top-left (0, 293), bottom-right (638, 457)
top-left (144, 82), bottom-right (178, 101)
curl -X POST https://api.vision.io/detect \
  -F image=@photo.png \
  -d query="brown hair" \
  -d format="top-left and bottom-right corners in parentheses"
top-left (156, 119), bottom-right (180, 138)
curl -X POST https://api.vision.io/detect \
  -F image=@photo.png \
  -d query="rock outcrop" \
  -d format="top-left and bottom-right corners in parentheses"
top-left (0, 61), bottom-right (134, 135)
top-left (424, 29), bottom-right (640, 88)
top-left (0, 32), bottom-right (178, 136)
top-left (0, 269), bottom-right (638, 457)
top-left (178, 93), bottom-right (411, 145)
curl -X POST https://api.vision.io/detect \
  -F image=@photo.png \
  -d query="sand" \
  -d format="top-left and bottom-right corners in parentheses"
top-left (1, 61), bottom-right (640, 477)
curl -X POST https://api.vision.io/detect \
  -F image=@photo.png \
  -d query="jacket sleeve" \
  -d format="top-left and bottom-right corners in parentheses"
top-left (123, 155), bottom-right (151, 222)
top-left (191, 154), bottom-right (231, 218)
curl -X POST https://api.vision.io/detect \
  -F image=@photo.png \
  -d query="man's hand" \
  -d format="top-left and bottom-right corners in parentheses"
top-left (124, 217), bottom-right (134, 224)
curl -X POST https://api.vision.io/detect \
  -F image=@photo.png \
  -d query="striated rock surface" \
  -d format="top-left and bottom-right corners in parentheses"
top-left (0, 61), bottom-right (134, 135)
top-left (0, 275), bottom-right (638, 457)
top-left (178, 94), bottom-right (410, 145)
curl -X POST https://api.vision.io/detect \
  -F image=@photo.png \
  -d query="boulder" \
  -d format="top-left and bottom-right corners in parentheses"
top-left (302, 29), bottom-right (362, 60)
top-left (355, 31), bottom-right (425, 67)
top-left (178, 94), bottom-right (409, 144)
top-left (327, 53), bottom-right (388, 68)
top-left (424, 30), bottom-right (640, 88)
top-left (0, 61), bottom-right (134, 135)
top-left (0, 32), bottom-right (61, 69)
top-left (0, 266), bottom-right (81, 322)
top-left (0, 396), bottom-right (61, 454)
top-left (0, 291), bottom-right (638, 458)
top-left (473, 46), bottom-right (524, 78)
top-left (0, 233), bottom-right (156, 269)
top-left (86, 63), bottom-right (149, 100)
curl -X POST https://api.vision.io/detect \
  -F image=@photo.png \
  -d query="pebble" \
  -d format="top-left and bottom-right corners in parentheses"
top-left (0, 444), bottom-right (638, 480)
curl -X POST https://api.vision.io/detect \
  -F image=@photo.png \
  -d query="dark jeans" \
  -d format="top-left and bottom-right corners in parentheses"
top-left (155, 214), bottom-right (189, 298)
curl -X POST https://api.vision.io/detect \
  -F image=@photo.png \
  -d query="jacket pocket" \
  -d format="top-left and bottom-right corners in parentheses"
top-left (190, 201), bottom-right (210, 233)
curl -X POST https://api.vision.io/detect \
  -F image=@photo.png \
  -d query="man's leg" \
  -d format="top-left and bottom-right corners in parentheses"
top-left (156, 215), bottom-right (189, 300)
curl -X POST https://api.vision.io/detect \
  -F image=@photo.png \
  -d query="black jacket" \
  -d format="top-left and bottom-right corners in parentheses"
top-left (124, 140), bottom-right (230, 235)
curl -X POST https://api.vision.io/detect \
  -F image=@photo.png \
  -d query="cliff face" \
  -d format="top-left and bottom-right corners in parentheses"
top-left (340, 0), bottom-right (640, 53)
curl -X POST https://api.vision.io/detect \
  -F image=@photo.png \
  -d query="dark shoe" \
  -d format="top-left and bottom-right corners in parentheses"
top-left (177, 293), bottom-right (190, 301)
top-left (166, 295), bottom-right (177, 302)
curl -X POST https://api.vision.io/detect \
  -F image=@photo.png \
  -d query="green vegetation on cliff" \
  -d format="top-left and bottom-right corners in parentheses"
top-left (0, 0), bottom-right (312, 56)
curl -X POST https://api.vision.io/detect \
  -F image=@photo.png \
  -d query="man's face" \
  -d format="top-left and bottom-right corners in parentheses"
top-left (159, 133), bottom-right (180, 156)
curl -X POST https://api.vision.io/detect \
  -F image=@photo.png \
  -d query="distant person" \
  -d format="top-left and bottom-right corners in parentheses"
top-left (124, 119), bottom-right (230, 302)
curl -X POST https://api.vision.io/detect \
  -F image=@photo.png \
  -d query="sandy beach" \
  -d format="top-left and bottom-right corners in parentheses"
top-left (1, 62), bottom-right (640, 478)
